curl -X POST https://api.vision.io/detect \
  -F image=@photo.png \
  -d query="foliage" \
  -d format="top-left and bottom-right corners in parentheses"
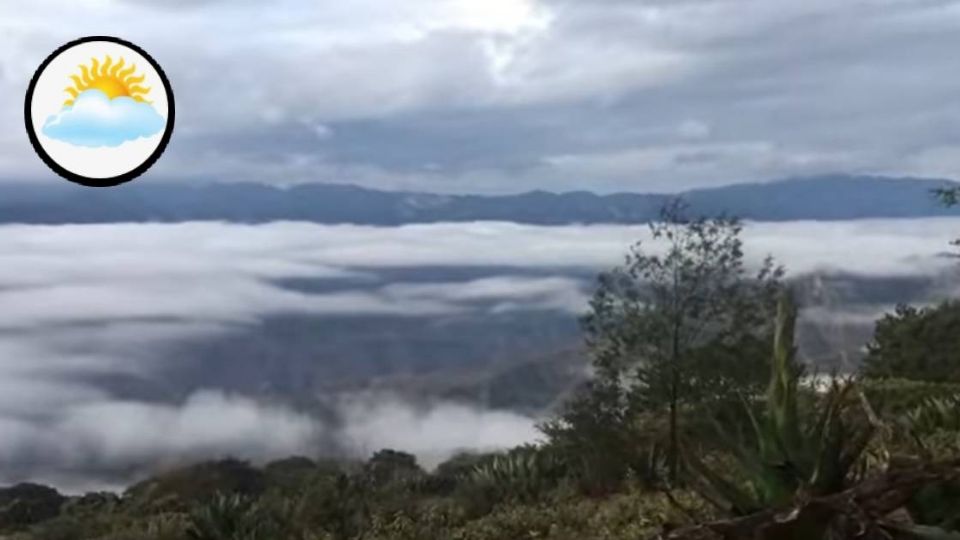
top-left (684, 291), bottom-right (876, 515)
top-left (123, 459), bottom-right (266, 514)
top-left (885, 394), bottom-right (960, 463)
top-left (0, 484), bottom-right (66, 532)
top-left (439, 488), bottom-right (713, 540)
top-left (8, 365), bottom-right (960, 540)
top-left (358, 450), bottom-right (424, 492)
top-left (540, 376), bottom-right (655, 493)
top-left (462, 445), bottom-right (568, 506)
top-left (861, 379), bottom-right (960, 416)
top-left (562, 199), bottom-right (783, 484)
top-left (185, 493), bottom-right (281, 540)
top-left (862, 302), bottom-right (960, 382)
top-left (939, 186), bottom-right (960, 254)
top-left (938, 187), bottom-right (960, 207)
top-left (901, 395), bottom-right (960, 435)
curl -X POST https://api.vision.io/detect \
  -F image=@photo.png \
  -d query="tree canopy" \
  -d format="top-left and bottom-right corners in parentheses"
top-left (549, 200), bottom-right (783, 484)
top-left (862, 301), bottom-right (960, 382)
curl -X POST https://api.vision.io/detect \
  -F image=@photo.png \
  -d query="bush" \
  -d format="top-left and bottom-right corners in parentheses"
top-left (0, 484), bottom-right (66, 533)
top-left (862, 302), bottom-right (960, 382)
top-left (125, 459), bottom-right (266, 514)
top-left (861, 378), bottom-right (960, 416)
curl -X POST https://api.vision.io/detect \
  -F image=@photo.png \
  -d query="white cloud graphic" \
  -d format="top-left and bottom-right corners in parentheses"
top-left (42, 89), bottom-right (165, 148)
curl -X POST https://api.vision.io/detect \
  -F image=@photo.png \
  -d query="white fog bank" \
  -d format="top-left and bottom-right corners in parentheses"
top-left (0, 219), bottom-right (956, 490)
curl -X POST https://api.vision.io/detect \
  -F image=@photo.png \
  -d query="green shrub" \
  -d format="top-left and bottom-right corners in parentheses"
top-left (862, 302), bottom-right (960, 382)
top-left (185, 493), bottom-right (274, 540)
top-left (0, 484), bottom-right (67, 532)
top-left (861, 378), bottom-right (960, 416)
top-left (446, 488), bottom-right (712, 540)
top-left (125, 459), bottom-right (266, 514)
top-left (453, 445), bottom-right (571, 516)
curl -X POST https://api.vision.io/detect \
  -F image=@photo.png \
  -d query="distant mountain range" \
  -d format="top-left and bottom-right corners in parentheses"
top-left (1, 175), bottom-right (958, 224)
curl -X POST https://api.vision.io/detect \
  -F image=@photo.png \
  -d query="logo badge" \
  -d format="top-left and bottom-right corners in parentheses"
top-left (25, 36), bottom-right (175, 187)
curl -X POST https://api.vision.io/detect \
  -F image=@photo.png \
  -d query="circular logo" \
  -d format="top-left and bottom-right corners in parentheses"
top-left (24, 36), bottom-right (175, 187)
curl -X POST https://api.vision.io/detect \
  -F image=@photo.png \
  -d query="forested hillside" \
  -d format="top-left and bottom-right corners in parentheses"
top-left (1, 175), bottom-right (958, 225)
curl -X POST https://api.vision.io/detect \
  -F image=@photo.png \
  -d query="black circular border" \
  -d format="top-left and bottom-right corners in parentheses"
top-left (24, 36), bottom-right (175, 188)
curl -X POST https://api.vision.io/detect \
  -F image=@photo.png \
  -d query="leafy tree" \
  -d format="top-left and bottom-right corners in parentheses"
top-left (0, 484), bottom-right (66, 532)
top-left (862, 302), bottom-right (960, 382)
top-left (937, 186), bottom-right (960, 207)
top-left (123, 459), bottom-right (266, 514)
top-left (541, 374), bottom-right (646, 493)
top-left (555, 200), bottom-right (783, 484)
top-left (363, 450), bottom-right (422, 486)
top-left (939, 186), bottom-right (960, 255)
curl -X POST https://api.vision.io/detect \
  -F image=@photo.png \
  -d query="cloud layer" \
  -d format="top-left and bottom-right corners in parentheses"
top-left (0, 219), bottom-right (956, 490)
top-left (3, 1), bottom-right (960, 190)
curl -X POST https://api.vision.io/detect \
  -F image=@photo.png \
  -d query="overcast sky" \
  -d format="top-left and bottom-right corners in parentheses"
top-left (2, 0), bottom-right (960, 193)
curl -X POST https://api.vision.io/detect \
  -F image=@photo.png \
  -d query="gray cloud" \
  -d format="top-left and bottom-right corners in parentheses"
top-left (337, 394), bottom-right (542, 469)
top-left (0, 389), bottom-right (539, 494)
top-left (2, 0), bottom-right (960, 191)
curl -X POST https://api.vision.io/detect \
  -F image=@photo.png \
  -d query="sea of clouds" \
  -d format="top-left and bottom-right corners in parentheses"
top-left (0, 219), bottom-right (957, 491)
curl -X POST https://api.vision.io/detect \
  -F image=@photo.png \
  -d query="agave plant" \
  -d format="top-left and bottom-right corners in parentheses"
top-left (465, 445), bottom-right (567, 503)
top-left (186, 492), bottom-right (276, 540)
top-left (902, 395), bottom-right (960, 434)
top-left (891, 394), bottom-right (960, 465)
top-left (684, 290), bottom-right (876, 515)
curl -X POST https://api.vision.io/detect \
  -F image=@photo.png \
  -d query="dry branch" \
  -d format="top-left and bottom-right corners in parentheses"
top-left (663, 461), bottom-right (960, 540)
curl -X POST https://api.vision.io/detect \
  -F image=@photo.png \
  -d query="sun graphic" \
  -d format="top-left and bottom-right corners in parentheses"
top-left (63, 55), bottom-right (151, 106)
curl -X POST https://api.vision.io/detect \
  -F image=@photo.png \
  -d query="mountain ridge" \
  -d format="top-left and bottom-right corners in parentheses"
top-left (0, 174), bottom-right (958, 225)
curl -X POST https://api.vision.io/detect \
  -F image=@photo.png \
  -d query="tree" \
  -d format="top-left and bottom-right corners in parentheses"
top-left (862, 302), bottom-right (960, 382)
top-left (940, 186), bottom-right (960, 254)
top-left (364, 449), bottom-right (422, 486)
top-left (559, 200), bottom-right (783, 483)
top-left (937, 186), bottom-right (960, 207)
top-left (860, 187), bottom-right (960, 381)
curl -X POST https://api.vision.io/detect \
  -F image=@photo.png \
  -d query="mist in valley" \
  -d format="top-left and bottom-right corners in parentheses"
top-left (0, 218), bottom-right (956, 491)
